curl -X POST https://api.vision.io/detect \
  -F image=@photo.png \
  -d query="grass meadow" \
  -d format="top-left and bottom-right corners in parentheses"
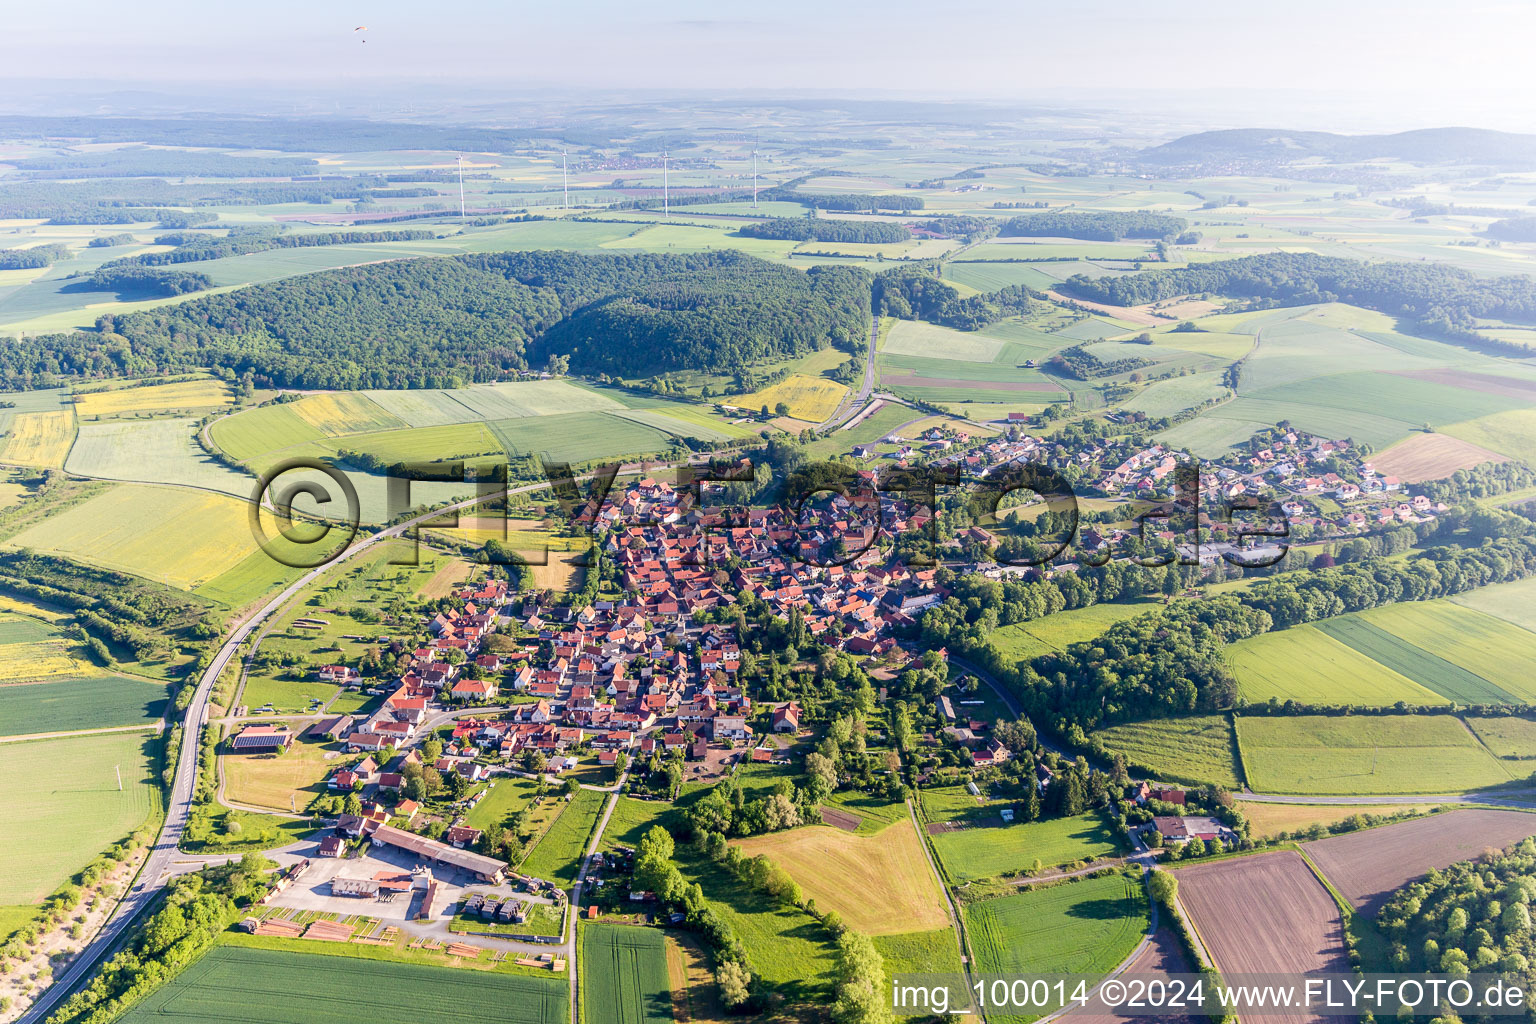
top-left (985, 600), bottom-right (1160, 665)
top-left (1465, 717), bottom-right (1536, 760)
top-left (1090, 716), bottom-right (1243, 788)
top-left (1233, 714), bottom-right (1516, 795)
top-left (1, 731), bottom-right (159, 903)
top-left (1450, 576), bottom-right (1536, 633)
top-left (519, 788), bottom-right (607, 890)
top-left (930, 811), bottom-right (1122, 883)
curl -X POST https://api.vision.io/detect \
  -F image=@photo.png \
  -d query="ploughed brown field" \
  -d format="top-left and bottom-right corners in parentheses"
top-left (1395, 367), bottom-right (1536, 402)
top-left (1302, 808), bottom-right (1536, 915)
top-left (1176, 851), bottom-right (1346, 1024)
top-left (1365, 432), bottom-right (1507, 483)
top-left (1061, 927), bottom-right (1197, 1024)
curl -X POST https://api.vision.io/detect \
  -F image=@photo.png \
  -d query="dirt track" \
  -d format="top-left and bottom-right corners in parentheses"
top-left (1302, 808), bottom-right (1536, 914)
top-left (1061, 927), bottom-right (1197, 1024)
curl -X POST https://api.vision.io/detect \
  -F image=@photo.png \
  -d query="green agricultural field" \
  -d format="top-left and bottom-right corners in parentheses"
top-left (1234, 714), bottom-right (1516, 795)
top-left (1226, 625), bottom-right (1448, 706)
top-left (1, 731), bottom-right (158, 903)
top-left (488, 411), bottom-right (682, 463)
top-left (930, 811), bottom-right (1122, 883)
top-left (1245, 371), bottom-right (1521, 429)
top-left (599, 796), bottom-right (683, 854)
top-left (66, 417), bottom-right (255, 498)
top-left (519, 788), bottom-right (606, 890)
top-left (209, 402), bottom-right (326, 462)
top-left (965, 873), bottom-right (1150, 1024)
top-left (1348, 601), bottom-right (1536, 703)
top-left (118, 945), bottom-right (568, 1024)
top-left (323, 421), bottom-right (503, 465)
top-left (238, 675), bottom-right (340, 714)
top-left (1092, 716), bottom-right (1243, 788)
top-left (1119, 371), bottom-right (1229, 418)
top-left (1452, 576), bottom-right (1536, 634)
top-left (1314, 615), bottom-right (1516, 705)
top-left (1442, 409), bottom-right (1536, 461)
top-left (986, 601), bottom-right (1161, 664)
top-left (884, 320), bottom-right (1005, 362)
top-left (580, 925), bottom-right (672, 1024)
top-left (0, 675), bottom-right (171, 736)
top-left (5, 483), bottom-right (264, 591)
top-left (1466, 717), bottom-right (1536, 760)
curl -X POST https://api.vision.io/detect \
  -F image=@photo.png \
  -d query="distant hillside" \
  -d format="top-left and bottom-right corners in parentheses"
top-left (1136, 127), bottom-right (1536, 170)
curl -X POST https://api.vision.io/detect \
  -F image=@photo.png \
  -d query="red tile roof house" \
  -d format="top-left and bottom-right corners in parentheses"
top-left (446, 826), bottom-right (483, 848)
top-left (452, 677), bottom-right (497, 701)
top-left (771, 703), bottom-right (800, 733)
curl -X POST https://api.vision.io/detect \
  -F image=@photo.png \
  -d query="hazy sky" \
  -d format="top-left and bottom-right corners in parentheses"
top-left (4, 0), bottom-right (1534, 129)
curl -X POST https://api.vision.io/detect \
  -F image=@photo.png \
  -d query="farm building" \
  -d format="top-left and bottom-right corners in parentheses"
top-left (317, 836), bottom-right (343, 858)
top-left (230, 725), bottom-right (293, 753)
top-left (771, 702), bottom-right (800, 732)
top-left (331, 876), bottom-right (381, 897)
top-left (370, 824), bottom-right (507, 883)
top-left (308, 715), bottom-right (354, 740)
top-left (1152, 816), bottom-right (1189, 841)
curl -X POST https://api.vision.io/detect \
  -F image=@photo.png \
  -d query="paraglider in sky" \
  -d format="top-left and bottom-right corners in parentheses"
top-left (354, 26), bottom-right (368, 43)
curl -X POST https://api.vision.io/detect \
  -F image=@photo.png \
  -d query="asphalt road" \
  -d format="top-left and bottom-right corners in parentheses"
top-left (18, 472), bottom-right (618, 1024)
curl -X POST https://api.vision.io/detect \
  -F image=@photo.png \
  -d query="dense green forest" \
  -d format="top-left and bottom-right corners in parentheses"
top-left (1000, 211), bottom-right (1189, 241)
top-left (1487, 215), bottom-right (1536, 242)
top-left (1376, 838), bottom-right (1536, 980)
top-left (915, 214), bottom-right (1001, 242)
top-left (85, 266), bottom-right (214, 298)
top-left (100, 228), bottom-right (438, 268)
top-left (0, 243), bottom-right (72, 269)
top-left (1060, 251), bottom-right (1536, 354)
top-left (761, 178), bottom-right (924, 213)
top-left (737, 218), bottom-right (909, 243)
top-left (0, 250), bottom-right (870, 389)
top-left (873, 263), bottom-right (1036, 329)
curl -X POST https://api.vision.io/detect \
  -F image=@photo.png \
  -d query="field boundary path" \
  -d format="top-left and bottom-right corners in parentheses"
top-left (17, 468), bottom-right (652, 1024)
top-left (906, 797), bottom-right (987, 1022)
top-left (815, 313), bottom-right (881, 432)
top-left (0, 721), bottom-right (163, 744)
top-left (568, 787), bottom-right (622, 1024)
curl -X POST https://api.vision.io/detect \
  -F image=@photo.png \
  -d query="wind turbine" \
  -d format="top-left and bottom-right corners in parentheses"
top-left (662, 146), bottom-right (670, 219)
top-left (456, 153), bottom-right (466, 222)
top-left (752, 133), bottom-right (759, 208)
top-left (561, 149), bottom-right (569, 209)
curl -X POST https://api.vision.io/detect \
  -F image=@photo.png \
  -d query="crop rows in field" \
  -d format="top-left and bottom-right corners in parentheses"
top-left (1091, 716), bottom-right (1242, 788)
top-left (580, 925), bottom-right (672, 1024)
top-left (1176, 850), bottom-right (1347, 1009)
top-left (1226, 625), bottom-right (1447, 706)
top-left (119, 945), bottom-right (568, 1024)
top-left (74, 379), bottom-right (233, 419)
top-left (2, 731), bottom-right (158, 903)
top-left (0, 675), bottom-right (169, 737)
top-left (964, 874), bottom-right (1148, 1024)
top-left (0, 409), bottom-right (76, 467)
top-left (1233, 714), bottom-right (1514, 795)
top-left (1314, 613), bottom-right (1524, 704)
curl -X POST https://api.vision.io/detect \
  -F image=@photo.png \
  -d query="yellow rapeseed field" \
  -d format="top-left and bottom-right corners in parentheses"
top-left (0, 410), bottom-right (76, 467)
top-left (74, 379), bottom-right (233, 419)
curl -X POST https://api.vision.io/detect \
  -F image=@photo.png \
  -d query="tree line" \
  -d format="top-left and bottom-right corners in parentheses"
top-left (1060, 250), bottom-right (1536, 356)
top-left (1000, 211), bottom-right (1189, 242)
top-left (738, 218), bottom-right (909, 243)
top-left (100, 228), bottom-right (438, 269)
